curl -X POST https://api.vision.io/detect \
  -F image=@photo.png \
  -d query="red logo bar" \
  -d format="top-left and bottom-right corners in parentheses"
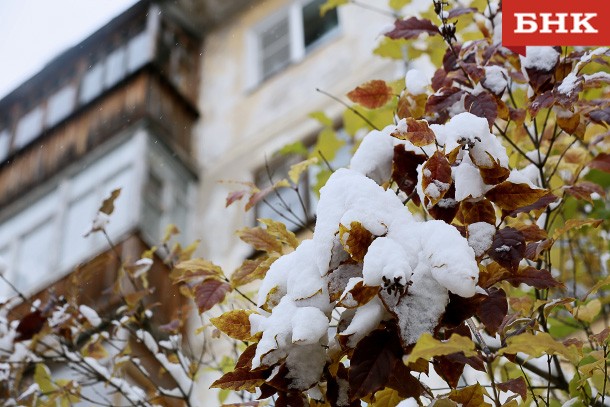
top-left (502, 0), bottom-right (610, 56)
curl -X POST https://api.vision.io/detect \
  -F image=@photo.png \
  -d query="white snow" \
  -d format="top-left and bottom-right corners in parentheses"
top-left (557, 72), bottom-right (580, 96)
top-left (362, 237), bottom-right (412, 287)
top-left (483, 65), bottom-right (507, 94)
top-left (521, 47), bottom-right (560, 71)
top-left (79, 304), bottom-right (102, 327)
top-left (350, 124), bottom-right (395, 185)
top-left (467, 222), bottom-right (497, 257)
top-left (453, 161), bottom-right (487, 201)
top-left (405, 69), bottom-right (430, 95)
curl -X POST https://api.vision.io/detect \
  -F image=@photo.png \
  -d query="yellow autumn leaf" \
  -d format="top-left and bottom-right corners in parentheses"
top-left (210, 310), bottom-right (256, 341)
top-left (406, 333), bottom-right (477, 364)
top-left (499, 332), bottom-right (581, 364)
top-left (258, 218), bottom-right (299, 249)
top-left (288, 157), bottom-right (319, 184)
top-left (571, 299), bottom-right (601, 323)
top-left (370, 388), bottom-right (404, 406)
top-left (552, 218), bottom-right (603, 240)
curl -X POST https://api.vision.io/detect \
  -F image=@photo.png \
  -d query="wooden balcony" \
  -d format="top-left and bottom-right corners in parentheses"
top-left (0, 67), bottom-right (198, 210)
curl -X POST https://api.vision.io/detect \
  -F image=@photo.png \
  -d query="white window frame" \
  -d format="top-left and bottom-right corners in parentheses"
top-left (246, 0), bottom-right (340, 88)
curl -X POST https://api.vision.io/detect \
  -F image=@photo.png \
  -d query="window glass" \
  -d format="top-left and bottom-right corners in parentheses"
top-left (46, 85), bottom-right (76, 127)
top-left (14, 107), bottom-right (43, 149)
top-left (259, 16), bottom-right (291, 80)
top-left (80, 62), bottom-right (104, 104)
top-left (127, 31), bottom-right (152, 72)
top-left (16, 221), bottom-right (54, 291)
top-left (105, 47), bottom-right (127, 88)
top-left (0, 129), bottom-right (10, 162)
top-left (302, 0), bottom-right (339, 51)
top-left (61, 191), bottom-right (99, 269)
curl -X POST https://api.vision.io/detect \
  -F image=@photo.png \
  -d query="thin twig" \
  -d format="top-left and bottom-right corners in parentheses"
top-left (316, 88), bottom-right (380, 131)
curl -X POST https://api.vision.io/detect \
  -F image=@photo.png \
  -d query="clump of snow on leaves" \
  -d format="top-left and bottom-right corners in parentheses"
top-left (521, 46), bottom-right (560, 71)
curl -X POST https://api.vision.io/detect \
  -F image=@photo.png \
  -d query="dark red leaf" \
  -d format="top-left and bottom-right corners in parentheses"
top-left (475, 288), bottom-right (508, 336)
top-left (16, 310), bottom-right (46, 341)
top-left (497, 377), bottom-right (527, 399)
top-left (448, 7), bottom-right (477, 19)
top-left (433, 354), bottom-right (466, 388)
top-left (425, 87), bottom-right (466, 124)
top-left (387, 359), bottom-right (426, 398)
top-left (428, 183), bottom-right (460, 223)
top-left (385, 17), bottom-right (440, 40)
top-left (486, 182), bottom-right (549, 212)
top-left (529, 90), bottom-right (555, 117)
top-left (392, 146), bottom-right (426, 205)
top-left (588, 108), bottom-right (610, 126)
top-left (565, 181), bottom-right (606, 202)
top-left (504, 267), bottom-right (564, 289)
top-left (588, 153), bottom-right (610, 173)
top-left (347, 80), bottom-right (394, 109)
top-left (349, 327), bottom-right (403, 400)
top-left (442, 294), bottom-right (486, 327)
top-left (507, 193), bottom-right (558, 217)
top-left (275, 392), bottom-right (306, 407)
top-left (488, 227), bottom-right (525, 273)
top-left (194, 279), bottom-right (231, 313)
top-left (465, 92), bottom-right (497, 129)
top-left (422, 151), bottom-right (452, 207)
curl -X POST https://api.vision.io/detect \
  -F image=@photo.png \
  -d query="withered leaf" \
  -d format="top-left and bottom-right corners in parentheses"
top-left (457, 199), bottom-right (496, 225)
top-left (385, 17), bottom-right (440, 40)
top-left (210, 367), bottom-right (267, 392)
top-left (448, 383), bottom-right (491, 406)
top-left (497, 377), bottom-right (527, 399)
top-left (349, 327), bottom-right (403, 400)
top-left (339, 222), bottom-right (375, 263)
top-left (517, 224), bottom-right (548, 242)
top-left (564, 181), bottom-right (606, 203)
top-left (427, 184), bottom-right (460, 223)
top-left (425, 87), bottom-right (466, 123)
top-left (588, 152), bottom-right (610, 173)
top-left (485, 182), bottom-right (549, 212)
top-left (392, 146), bottom-right (426, 205)
top-left (99, 188), bottom-right (121, 215)
top-left (476, 155), bottom-right (510, 185)
top-left (588, 108), bottom-right (610, 126)
top-left (509, 107), bottom-right (526, 124)
top-left (338, 280), bottom-right (379, 308)
top-left (487, 227), bottom-right (525, 273)
top-left (210, 310), bottom-right (255, 341)
top-left (194, 278), bottom-right (231, 313)
top-left (387, 358), bottom-right (425, 399)
top-left (172, 258), bottom-right (223, 283)
top-left (465, 92), bottom-right (498, 129)
top-left (433, 354), bottom-right (466, 388)
top-left (275, 392), bottom-right (307, 407)
top-left (552, 218), bottom-right (603, 240)
top-left (447, 7), bottom-right (477, 19)
top-left (16, 310), bottom-right (46, 341)
top-left (347, 80), bottom-right (394, 109)
top-left (529, 90), bottom-right (555, 117)
top-left (231, 255), bottom-right (278, 287)
top-left (391, 117), bottom-right (436, 146)
top-left (236, 226), bottom-right (283, 254)
top-left (475, 288), bottom-right (508, 336)
top-left (422, 151), bottom-right (452, 207)
top-left (524, 238), bottom-right (554, 261)
top-left (226, 190), bottom-right (247, 207)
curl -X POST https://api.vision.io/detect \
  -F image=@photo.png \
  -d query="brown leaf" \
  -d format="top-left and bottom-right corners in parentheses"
top-left (488, 228), bottom-right (525, 273)
top-left (275, 392), bottom-right (307, 407)
top-left (588, 152), bottom-right (610, 173)
top-left (433, 354), bottom-right (466, 388)
top-left (447, 7), bottom-right (477, 19)
top-left (476, 155), bottom-right (510, 185)
top-left (349, 327), bottom-right (403, 400)
top-left (422, 151), bottom-right (452, 207)
top-left (564, 181), bottom-right (606, 203)
top-left (588, 108), bottom-right (610, 126)
top-left (386, 360), bottom-right (425, 399)
top-left (552, 218), bottom-right (603, 240)
top-left (448, 383), bottom-right (491, 406)
top-left (457, 199), bottom-right (496, 225)
top-left (509, 107), bottom-right (526, 124)
top-left (338, 280), bottom-right (379, 308)
top-left (517, 224), bottom-right (548, 242)
top-left (210, 310), bottom-right (255, 341)
top-left (385, 17), bottom-right (439, 40)
top-left (340, 222), bottom-right (375, 263)
top-left (259, 218), bottom-right (299, 249)
top-left (347, 80), bottom-right (394, 109)
top-left (485, 182), bottom-right (548, 212)
top-left (529, 90), bottom-right (555, 117)
top-left (99, 188), bottom-right (121, 215)
top-left (172, 258), bottom-right (223, 283)
top-left (497, 377), bottom-right (527, 399)
top-left (391, 117), bottom-right (436, 146)
top-left (465, 92), bottom-right (497, 129)
top-left (231, 255), bottom-right (277, 287)
top-left (16, 310), bottom-right (46, 341)
top-left (194, 279), bottom-right (231, 313)
top-left (392, 146), bottom-right (426, 205)
top-left (557, 112), bottom-right (581, 134)
top-left (236, 226), bottom-right (282, 254)
top-left (425, 88), bottom-right (466, 123)
top-left (210, 367), bottom-right (267, 392)
top-left (524, 238), bottom-right (554, 261)
top-left (427, 184), bottom-right (460, 223)
top-left (475, 288), bottom-right (508, 336)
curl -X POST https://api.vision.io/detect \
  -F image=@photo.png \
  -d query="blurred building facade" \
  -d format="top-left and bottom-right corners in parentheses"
top-left (0, 0), bottom-right (401, 402)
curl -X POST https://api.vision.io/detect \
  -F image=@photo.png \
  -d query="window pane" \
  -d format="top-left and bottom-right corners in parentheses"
top-left (14, 107), bottom-right (43, 149)
top-left (62, 192), bottom-right (98, 269)
top-left (302, 0), bottom-right (339, 51)
top-left (46, 85), bottom-right (76, 127)
top-left (127, 31), bottom-right (152, 72)
top-left (105, 47), bottom-right (127, 88)
top-left (16, 221), bottom-right (54, 291)
top-left (141, 172), bottom-right (164, 241)
top-left (80, 62), bottom-right (104, 104)
top-left (259, 17), bottom-right (291, 80)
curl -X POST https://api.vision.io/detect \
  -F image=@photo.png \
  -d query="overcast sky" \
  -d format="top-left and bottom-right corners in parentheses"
top-left (0, 0), bottom-right (139, 99)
